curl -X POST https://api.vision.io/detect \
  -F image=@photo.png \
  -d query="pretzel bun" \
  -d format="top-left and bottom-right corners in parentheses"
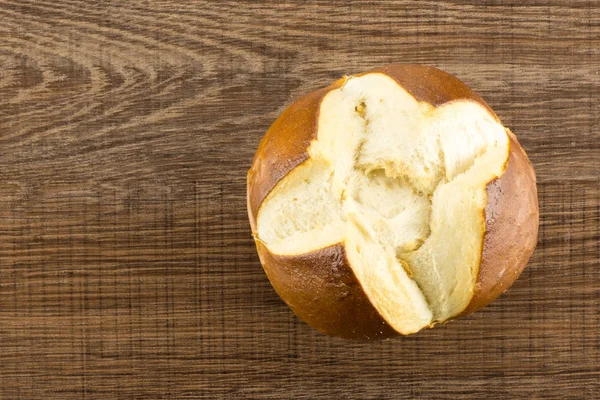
top-left (248, 65), bottom-right (539, 339)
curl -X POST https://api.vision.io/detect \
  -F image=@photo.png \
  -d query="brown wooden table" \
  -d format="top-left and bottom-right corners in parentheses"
top-left (1, 1), bottom-right (598, 398)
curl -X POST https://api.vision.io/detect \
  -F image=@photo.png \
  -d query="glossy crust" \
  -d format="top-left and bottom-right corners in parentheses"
top-left (255, 242), bottom-right (397, 340)
top-left (248, 64), bottom-right (538, 339)
top-left (247, 78), bottom-right (344, 233)
top-left (462, 132), bottom-right (539, 315)
top-left (369, 64), bottom-right (497, 117)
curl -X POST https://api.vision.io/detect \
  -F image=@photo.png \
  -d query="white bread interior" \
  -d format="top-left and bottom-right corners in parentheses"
top-left (256, 73), bottom-right (510, 334)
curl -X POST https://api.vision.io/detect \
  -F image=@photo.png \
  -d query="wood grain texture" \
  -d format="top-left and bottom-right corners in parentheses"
top-left (0, 1), bottom-right (598, 399)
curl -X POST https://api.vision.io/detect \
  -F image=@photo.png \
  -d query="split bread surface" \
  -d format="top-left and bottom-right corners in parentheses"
top-left (248, 65), bottom-right (539, 339)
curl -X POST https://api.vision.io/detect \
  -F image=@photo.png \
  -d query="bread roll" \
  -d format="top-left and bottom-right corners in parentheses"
top-left (247, 65), bottom-right (539, 339)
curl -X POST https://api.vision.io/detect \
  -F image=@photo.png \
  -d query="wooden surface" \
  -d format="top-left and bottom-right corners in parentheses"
top-left (0, 1), bottom-right (598, 398)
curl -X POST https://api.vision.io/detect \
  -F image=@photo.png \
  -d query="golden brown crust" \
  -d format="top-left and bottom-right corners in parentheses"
top-left (248, 64), bottom-right (538, 338)
top-left (255, 242), bottom-right (397, 340)
top-left (462, 133), bottom-right (539, 315)
top-left (368, 64), bottom-right (498, 118)
top-left (247, 79), bottom-right (344, 232)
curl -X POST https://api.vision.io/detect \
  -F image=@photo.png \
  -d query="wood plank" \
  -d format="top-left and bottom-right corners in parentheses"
top-left (0, 1), bottom-right (598, 398)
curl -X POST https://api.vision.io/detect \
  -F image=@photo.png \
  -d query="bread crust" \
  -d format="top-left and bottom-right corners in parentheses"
top-left (368, 64), bottom-right (497, 117)
top-left (255, 242), bottom-right (396, 340)
top-left (247, 65), bottom-right (538, 338)
top-left (247, 79), bottom-right (343, 232)
top-left (462, 131), bottom-right (539, 315)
